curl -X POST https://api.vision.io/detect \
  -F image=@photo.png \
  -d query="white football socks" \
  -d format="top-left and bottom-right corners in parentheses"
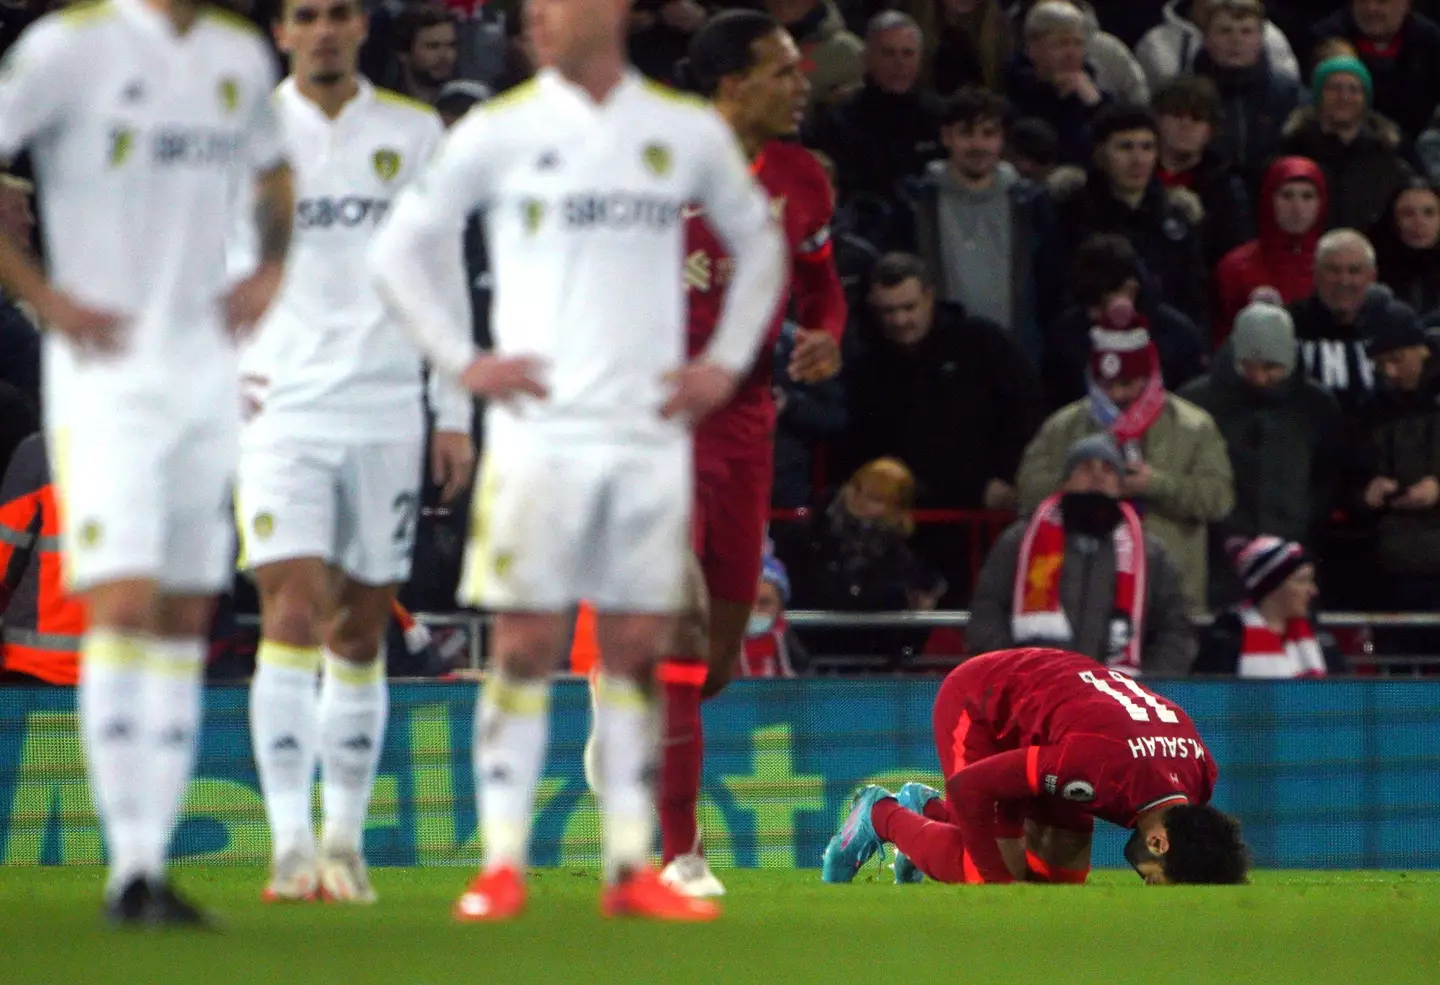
top-left (317, 649), bottom-right (388, 852)
top-left (593, 673), bottom-right (658, 883)
top-left (250, 640), bottom-right (321, 860)
top-left (475, 673), bottom-right (551, 872)
top-left (143, 637), bottom-right (206, 880)
top-left (79, 631), bottom-right (152, 897)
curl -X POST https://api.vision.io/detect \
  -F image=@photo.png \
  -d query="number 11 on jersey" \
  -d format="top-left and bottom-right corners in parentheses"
top-left (1079, 670), bottom-right (1181, 724)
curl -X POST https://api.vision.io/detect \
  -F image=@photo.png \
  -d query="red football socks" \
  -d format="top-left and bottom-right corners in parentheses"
top-left (871, 798), bottom-right (972, 884)
top-left (657, 660), bottom-right (707, 863)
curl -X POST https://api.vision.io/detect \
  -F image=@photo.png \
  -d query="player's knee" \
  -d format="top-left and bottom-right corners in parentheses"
top-left (597, 615), bottom-right (671, 679)
top-left (154, 596), bottom-right (217, 639)
top-left (490, 615), bottom-right (568, 679)
top-left (85, 579), bottom-right (160, 635)
top-left (258, 568), bottom-right (330, 647)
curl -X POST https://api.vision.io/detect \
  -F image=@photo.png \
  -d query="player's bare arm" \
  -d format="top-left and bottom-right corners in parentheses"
top-left (430, 429), bottom-right (476, 502)
top-left (227, 162), bottom-right (294, 337)
top-left (0, 203), bottom-right (121, 353)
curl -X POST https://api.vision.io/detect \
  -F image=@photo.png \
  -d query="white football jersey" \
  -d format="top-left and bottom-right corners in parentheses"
top-left (371, 68), bottom-right (785, 449)
top-left (0, 0), bottom-right (283, 395)
top-left (241, 78), bottom-right (470, 441)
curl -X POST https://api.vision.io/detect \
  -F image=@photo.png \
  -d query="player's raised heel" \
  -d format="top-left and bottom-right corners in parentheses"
top-left (263, 849), bottom-right (321, 902)
top-left (822, 785), bottom-right (892, 883)
top-left (454, 866), bottom-right (526, 922)
top-left (893, 782), bottom-right (941, 885)
top-left (602, 868), bottom-right (720, 921)
top-left (318, 844), bottom-right (377, 904)
top-left (660, 852), bottom-right (727, 898)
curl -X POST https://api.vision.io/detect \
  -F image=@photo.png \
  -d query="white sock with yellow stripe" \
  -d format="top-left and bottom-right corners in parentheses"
top-left (143, 638), bottom-right (206, 879)
top-left (318, 649), bottom-right (388, 852)
top-left (79, 630), bottom-right (153, 896)
top-left (475, 672), bottom-right (551, 872)
top-left (250, 640), bottom-right (321, 860)
top-left (594, 673), bottom-right (658, 883)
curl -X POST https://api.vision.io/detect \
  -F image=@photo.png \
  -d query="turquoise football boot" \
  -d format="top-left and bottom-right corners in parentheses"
top-left (892, 782), bottom-right (941, 884)
top-left (821, 785), bottom-right (893, 884)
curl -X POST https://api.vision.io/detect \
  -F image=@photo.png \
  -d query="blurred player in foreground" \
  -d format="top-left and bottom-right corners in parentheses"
top-left (369, 0), bottom-right (786, 921)
top-left (0, 0), bottom-right (291, 924)
top-left (823, 648), bottom-right (1249, 885)
top-left (652, 10), bottom-right (846, 898)
top-left (238, 0), bottom-right (474, 904)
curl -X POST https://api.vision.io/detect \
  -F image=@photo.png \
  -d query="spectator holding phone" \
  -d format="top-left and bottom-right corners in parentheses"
top-left (1361, 310), bottom-right (1440, 614)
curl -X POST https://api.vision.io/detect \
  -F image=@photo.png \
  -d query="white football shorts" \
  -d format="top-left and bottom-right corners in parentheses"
top-left (236, 431), bottom-right (424, 586)
top-left (461, 438), bottom-right (691, 613)
top-left (46, 367), bottom-right (239, 595)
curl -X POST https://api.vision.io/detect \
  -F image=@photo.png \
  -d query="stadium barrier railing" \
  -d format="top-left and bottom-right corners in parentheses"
top-left (3, 678), bottom-right (1439, 871)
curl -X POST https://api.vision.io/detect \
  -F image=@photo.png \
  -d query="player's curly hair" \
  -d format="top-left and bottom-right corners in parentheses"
top-left (1161, 804), bottom-right (1250, 885)
top-left (676, 10), bottom-right (782, 98)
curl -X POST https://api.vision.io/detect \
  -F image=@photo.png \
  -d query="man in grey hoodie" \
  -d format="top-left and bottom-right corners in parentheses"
top-left (901, 86), bottom-right (1063, 367)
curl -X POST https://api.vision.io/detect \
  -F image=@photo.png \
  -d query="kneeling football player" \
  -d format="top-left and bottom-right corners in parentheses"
top-left (822, 648), bottom-right (1249, 885)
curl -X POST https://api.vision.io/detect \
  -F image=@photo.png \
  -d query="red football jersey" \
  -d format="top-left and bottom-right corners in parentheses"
top-left (684, 140), bottom-right (844, 452)
top-left (947, 649), bottom-right (1218, 883)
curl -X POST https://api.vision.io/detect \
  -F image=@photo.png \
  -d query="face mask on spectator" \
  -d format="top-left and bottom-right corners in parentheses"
top-left (1060, 490), bottom-right (1124, 537)
top-left (746, 612), bottom-right (777, 637)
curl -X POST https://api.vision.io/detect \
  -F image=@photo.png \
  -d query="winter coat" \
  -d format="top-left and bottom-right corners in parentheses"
top-left (1049, 166), bottom-right (1211, 329)
top-left (1179, 346), bottom-right (1342, 546)
top-left (772, 323), bottom-right (848, 509)
top-left (1279, 107), bottom-right (1413, 234)
top-left (1192, 48), bottom-right (1308, 192)
top-left (968, 521), bottom-right (1196, 675)
top-left (1135, 0), bottom-right (1299, 90)
top-left (903, 160), bottom-right (1062, 366)
top-left (1072, 1), bottom-right (1150, 106)
top-left (1003, 52), bottom-right (1108, 167)
top-left (841, 300), bottom-right (1045, 509)
top-left (1361, 337), bottom-right (1440, 575)
top-left (807, 80), bottom-right (944, 207)
top-left (785, 0), bottom-right (865, 112)
top-left (796, 498), bottom-right (943, 612)
top-left (1214, 156), bottom-right (1328, 343)
top-left (1016, 394), bottom-right (1235, 613)
top-left (0, 298), bottom-right (39, 408)
top-left (1159, 146), bottom-right (1254, 267)
top-left (1308, 7), bottom-right (1440, 144)
top-left (1042, 298), bottom-right (1207, 410)
top-left (1288, 288), bottom-right (1390, 418)
top-left (1370, 191), bottom-right (1440, 321)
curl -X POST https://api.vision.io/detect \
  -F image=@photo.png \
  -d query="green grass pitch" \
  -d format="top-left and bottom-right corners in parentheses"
top-left (2, 867), bottom-right (1437, 984)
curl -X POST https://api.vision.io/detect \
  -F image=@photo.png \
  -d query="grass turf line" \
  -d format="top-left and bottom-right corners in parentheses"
top-left (1, 868), bottom-right (1437, 984)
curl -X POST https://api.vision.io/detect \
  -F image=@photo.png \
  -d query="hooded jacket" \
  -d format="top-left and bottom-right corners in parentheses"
top-left (1369, 185), bottom-right (1440, 321)
top-left (1136, 0), bottom-right (1299, 90)
top-left (1279, 107), bottom-right (1414, 233)
top-left (904, 159), bottom-right (1062, 365)
top-left (1214, 156), bottom-right (1327, 343)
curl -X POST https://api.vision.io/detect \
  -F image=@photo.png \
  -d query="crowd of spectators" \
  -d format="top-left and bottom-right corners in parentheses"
top-left (4, 0), bottom-right (1440, 680)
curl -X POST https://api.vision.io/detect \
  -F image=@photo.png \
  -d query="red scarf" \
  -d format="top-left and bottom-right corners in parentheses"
top-left (1012, 493), bottom-right (1148, 674)
top-left (1236, 606), bottom-right (1327, 678)
top-left (741, 616), bottom-right (795, 678)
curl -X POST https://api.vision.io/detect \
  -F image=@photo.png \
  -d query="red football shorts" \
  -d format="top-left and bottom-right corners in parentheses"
top-left (932, 662), bottom-right (1093, 836)
top-left (692, 441), bottom-right (773, 606)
